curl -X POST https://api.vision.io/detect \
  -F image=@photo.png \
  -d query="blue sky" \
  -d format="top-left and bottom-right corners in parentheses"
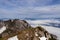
top-left (0, 0), bottom-right (60, 19)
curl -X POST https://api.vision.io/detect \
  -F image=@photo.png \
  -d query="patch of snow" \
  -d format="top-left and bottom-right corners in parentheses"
top-left (27, 20), bottom-right (60, 40)
top-left (39, 36), bottom-right (47, 40)
top-left (0, 26), bottom-right (6, 34)
top-left (35, 32), bottom-right (38, 36)
top-left (42, 26), bottom-right (60, 40)
top-left (8, 35), bottom-right (18, 40)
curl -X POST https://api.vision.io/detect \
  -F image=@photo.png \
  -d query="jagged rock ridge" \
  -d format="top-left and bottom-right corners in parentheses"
top-left (0, 19), bottom-right (57, 40)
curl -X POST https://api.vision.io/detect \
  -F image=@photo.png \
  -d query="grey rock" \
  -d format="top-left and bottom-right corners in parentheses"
top-left (0, 19), bottom-right (31, 39)
top-left (0, 19), bottom-right (57, 40)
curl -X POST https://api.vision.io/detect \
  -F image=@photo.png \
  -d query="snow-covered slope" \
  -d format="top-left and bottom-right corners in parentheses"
top-left (27, 20), bottom-right (60, 40)
top-left (0, 26), bottom-right (6, 34)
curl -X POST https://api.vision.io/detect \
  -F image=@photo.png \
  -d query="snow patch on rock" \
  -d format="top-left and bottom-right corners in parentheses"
top-left (39, 36), bottom-right (47, 40)
top-left (8, 35), bottom-right (18, 40)
top-left (0, 26), bottom-right (6, 34)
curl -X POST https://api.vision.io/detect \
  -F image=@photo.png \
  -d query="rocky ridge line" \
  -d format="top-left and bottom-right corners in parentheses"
top-left (0, 19), bottom-right (57, 40)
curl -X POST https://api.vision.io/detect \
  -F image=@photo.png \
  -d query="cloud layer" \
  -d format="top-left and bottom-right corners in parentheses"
top-left (0, 0), bottom-right (60, 19)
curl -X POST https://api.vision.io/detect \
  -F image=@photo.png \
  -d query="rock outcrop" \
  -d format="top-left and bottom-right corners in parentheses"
top-left (17, 26), bottom-right (57, 40)
top-left (0, 19), bottom-right (31, 40)
top-left (0, 19), bottom-right (57, 40)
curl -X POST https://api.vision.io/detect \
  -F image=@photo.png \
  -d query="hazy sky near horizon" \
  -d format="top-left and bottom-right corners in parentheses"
top-left (0, 0), bottom-right (60, 19)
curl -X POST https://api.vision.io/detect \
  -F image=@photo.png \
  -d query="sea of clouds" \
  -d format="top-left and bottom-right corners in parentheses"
top-left (27, 20), bottom-right (60, 40)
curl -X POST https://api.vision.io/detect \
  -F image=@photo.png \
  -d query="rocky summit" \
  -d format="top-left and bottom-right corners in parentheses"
top-left (0, 19), bottom-right (57, 40)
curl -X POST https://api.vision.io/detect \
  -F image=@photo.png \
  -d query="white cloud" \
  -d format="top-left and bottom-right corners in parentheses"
top-left (0, 4), bottom-right (60, 18)
top-left (0, 5), bottom-right (60, 14)
top-left (0, 0), bottom-right (60, 15)
top-left (0, 0), bottom-right (54, 7)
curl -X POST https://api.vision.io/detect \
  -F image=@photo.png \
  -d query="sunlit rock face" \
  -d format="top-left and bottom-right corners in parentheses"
top-left (0, 19), bottom-right (57, 40)
top-left (17, 26), bottom-right (57, 40)
top-left (4, 19), bottom-right (31, 31)
top-left (0, 19), bottom-right (31, 40)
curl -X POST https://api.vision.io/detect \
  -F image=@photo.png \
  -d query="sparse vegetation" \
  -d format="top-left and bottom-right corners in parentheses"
top-left (0, 38), bottom-right (3, 40)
